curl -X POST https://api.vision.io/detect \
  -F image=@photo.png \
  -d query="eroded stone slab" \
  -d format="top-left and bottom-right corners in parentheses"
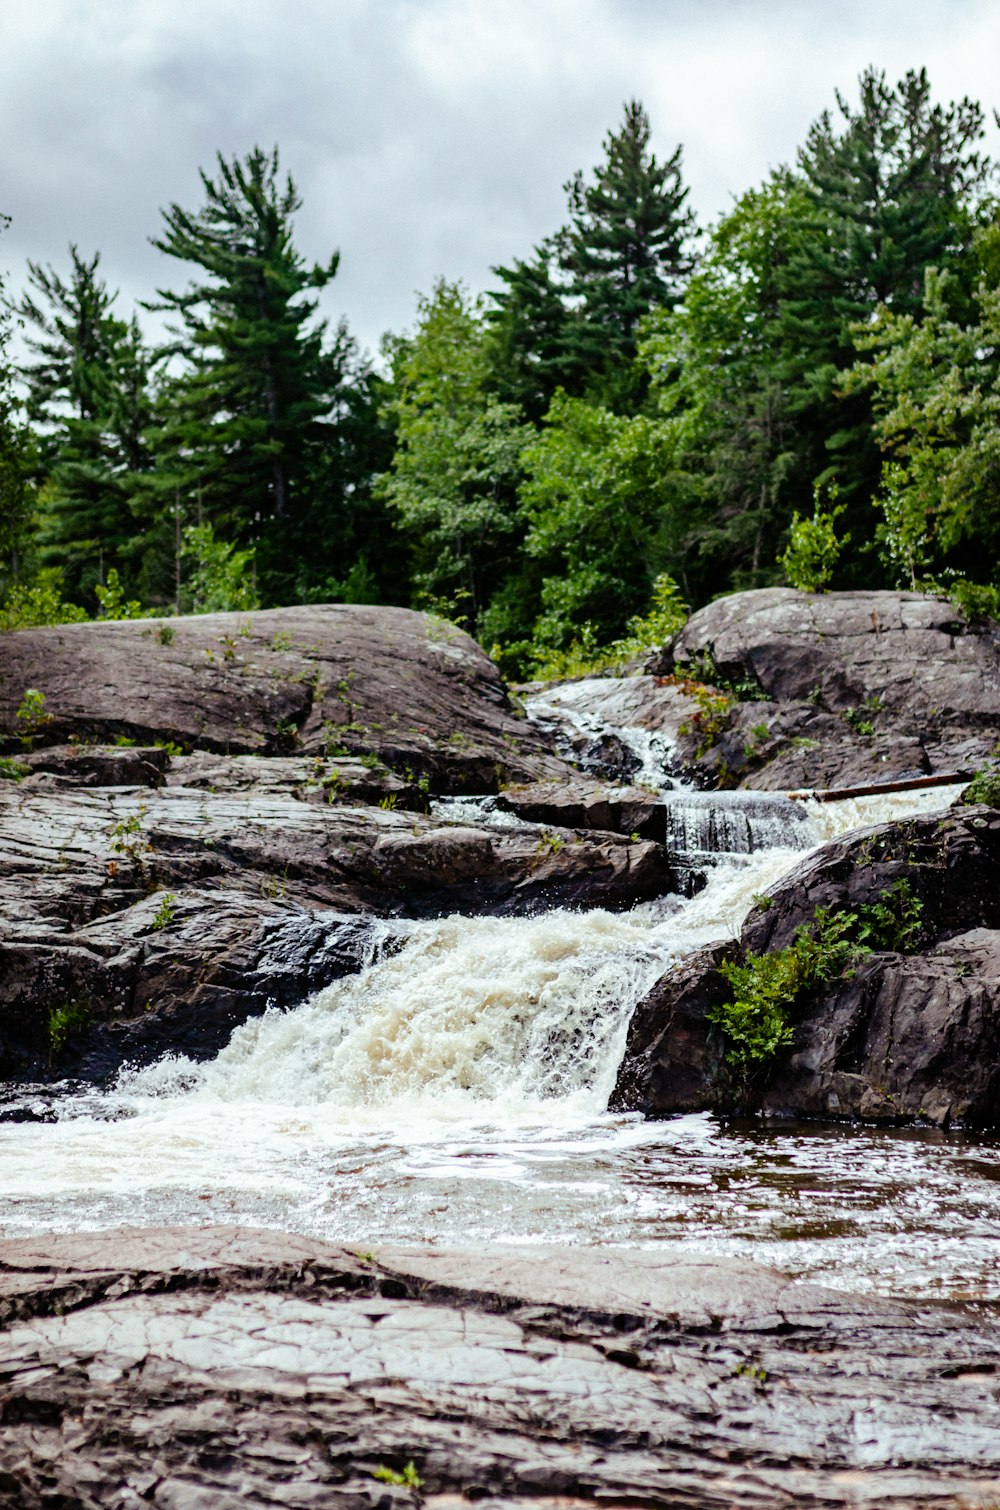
top-left (0, 1226), bottom-right (996, 1509)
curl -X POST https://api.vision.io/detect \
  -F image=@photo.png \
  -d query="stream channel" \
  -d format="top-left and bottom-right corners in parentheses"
top-left (1, 686), bottom-right (997, 1305)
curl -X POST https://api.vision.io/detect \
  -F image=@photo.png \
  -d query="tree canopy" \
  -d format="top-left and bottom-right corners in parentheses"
top-left (4, 73), bottom-right (1000, 668)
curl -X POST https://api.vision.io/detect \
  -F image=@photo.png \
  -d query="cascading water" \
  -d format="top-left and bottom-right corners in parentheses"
top-left (1, 700), bottom-right (996, 1301)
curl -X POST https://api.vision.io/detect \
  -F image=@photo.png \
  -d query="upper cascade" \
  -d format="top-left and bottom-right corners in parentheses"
top-left (662, 790), bottom-right (815, 855)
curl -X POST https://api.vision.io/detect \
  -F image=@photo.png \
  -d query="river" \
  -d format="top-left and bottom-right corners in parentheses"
top-left (1, 691), bottom-right (996, 1303)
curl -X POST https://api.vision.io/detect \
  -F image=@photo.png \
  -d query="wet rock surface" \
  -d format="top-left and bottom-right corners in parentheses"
top-left (615, 803), bottom-right (1000, 1126)
top-left (0, 1225), bottom-right (997, 1509)
top-left (647, 588), bottom-right (1000, 791)
top-left (523, 675), bottom-right (699, 782)
top-left (0, 775), bottom-right (670, 1079)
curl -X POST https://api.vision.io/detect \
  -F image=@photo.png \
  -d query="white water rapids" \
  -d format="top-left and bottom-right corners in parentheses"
top-left (3, 779), bottom-right (999, 1302)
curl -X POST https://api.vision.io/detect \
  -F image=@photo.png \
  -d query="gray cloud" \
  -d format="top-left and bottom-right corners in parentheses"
top-left (3, 0), bottom-right (998, 360)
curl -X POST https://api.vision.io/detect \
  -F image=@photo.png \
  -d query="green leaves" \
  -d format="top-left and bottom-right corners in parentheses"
top-left (149, 145), bottom-right (350, 603)
top-left (853, 265), bottom-right (1000, 589)
top-left (378, 280), bottom-right (531, 626)
top-left (712, 883), bottom-right (924, 1085)
top-left (779, 491), bottom-right (849, 592)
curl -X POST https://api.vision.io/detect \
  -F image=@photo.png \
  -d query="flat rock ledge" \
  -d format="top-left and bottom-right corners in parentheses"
top-left (0, 1225), bottom-right (998, 1509)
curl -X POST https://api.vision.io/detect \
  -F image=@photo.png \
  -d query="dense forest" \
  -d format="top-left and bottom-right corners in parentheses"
top-left (1, 67), bottom-right (999, 675)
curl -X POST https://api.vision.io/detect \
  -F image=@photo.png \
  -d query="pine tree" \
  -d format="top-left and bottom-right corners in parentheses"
top-left (561, 99), bottom-right (696, 400)
top-left (17, 247), bottom-right (148, 602)
top-left (148, 146), bottom-right (347, 601)
top-left (0, 215), bottom-right (36, 600)
top-left (486, 101), bottom-right (696, 415)
top-left (778, 68), bottom-right (991, 572)
top-left (487, 242), bottom-right (579, 420)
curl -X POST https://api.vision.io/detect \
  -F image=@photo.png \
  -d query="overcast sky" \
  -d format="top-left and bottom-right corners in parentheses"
top-left (3, 0), bottom-right (999, 361)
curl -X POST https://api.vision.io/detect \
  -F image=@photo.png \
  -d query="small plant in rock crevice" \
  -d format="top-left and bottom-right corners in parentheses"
top-left (671, 647), bottom-right (769, 703)
top-left (962, 763), bottom-right (1000, 808)
top-left (108, 805), bottom-right (152, 867)
top-left (372, 1462), bottom-right (423, 1489)
top-left (0, 756), bottom-right (29, 781)
top-left (710, 880), bottom-right (925, 1093)
top-left (842, 694), bottom-right (883, 738)
top-left (151, 893), bottom-right (177, 931)
top-left (47, 1001), bottom-right (92, 1061)
top-left (15, 688), bottom-right (51, 749)
top-left (676, 680), bottom-right (733, 757)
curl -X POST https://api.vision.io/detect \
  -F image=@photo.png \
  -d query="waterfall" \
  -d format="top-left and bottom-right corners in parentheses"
top-left (523, 677), bottom-right (687, 788)
top-left (662, 790), bottom-right (814, 855)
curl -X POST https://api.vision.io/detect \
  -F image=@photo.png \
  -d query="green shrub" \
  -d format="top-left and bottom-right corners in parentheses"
top-left (779, 489), bottom-right (849, 593)
top-left (0, 756), bottom-right (29, 781)
top-left (962, 763), bottom-right (1000, 808)
top-left (0, 570), bottom-right (88, 632)
top-left (856, 877), bottom-right (924, 952)
top-left (15, 688), bottom-right (50, 748)
top-left (947, 578), bottom-right (1000, 624)
top-left (48, 1002), bottom-right (92, 1059)
top-left (94, 569), bottom-right (144, 621)
top-left (523, 573), bottom-right (689, 681)
top-left (711, 882), bottom-right (924, 1085)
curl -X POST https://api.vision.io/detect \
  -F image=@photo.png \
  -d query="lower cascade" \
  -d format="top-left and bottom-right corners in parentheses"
top-left (2, 782), bottom-right (997, 1303)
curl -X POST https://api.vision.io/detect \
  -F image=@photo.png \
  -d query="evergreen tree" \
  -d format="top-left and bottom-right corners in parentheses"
top-left (561, 99), bottom-right (696, 401)
top-left (149, 145), bottom-right (347, 601)
top-left (0, 215), bottom-right (36, 600)
top-left (487, 242), bottom-right (579, 420)
top-left (17, 247), bottom-right (149, 602)
top-left (778, 67), bottom-right (992, 570)
top-left (487, 100), bottom-right (696, 415)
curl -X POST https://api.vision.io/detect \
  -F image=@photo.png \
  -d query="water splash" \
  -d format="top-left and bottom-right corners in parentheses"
top-left (524, 678), bottom-right (686, 788)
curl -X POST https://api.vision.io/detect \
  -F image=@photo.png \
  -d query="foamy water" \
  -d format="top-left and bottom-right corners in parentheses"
top-left (2, 782), bottom-right (993, 1301)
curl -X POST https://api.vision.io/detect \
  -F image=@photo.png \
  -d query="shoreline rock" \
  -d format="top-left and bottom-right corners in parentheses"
top-left (0, 1224), bottom-right (997, 1508)
top-left (647, 587), bottom-right (1000, 791)
top-left (614, 802), bottom-right (1000, 1127)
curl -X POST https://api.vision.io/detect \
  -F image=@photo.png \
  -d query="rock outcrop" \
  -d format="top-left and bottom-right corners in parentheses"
top-left (0, 604), bottom-right (569, 791)
top-left (1, 1225), bottom-right (998, 1508)
top-left (613, 802), bottom-right (1000, 1126)
top-left (0, 605), bottom-right (690, 1081)
top-left (647, 588), bottom-right (1000, 791)
top-left (0, 769), bottom-right (670, 1080)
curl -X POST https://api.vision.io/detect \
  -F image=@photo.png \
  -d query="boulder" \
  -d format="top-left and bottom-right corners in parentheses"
top-left (647, 588), bottom-right (1000, 790)
top-left (0, 1225), bottom-right (998, 1508)
top-left (496, 778), bottom-right (665, 840)
top-left (614, 803), bottom-right (1000, 1126)
top-left (0, 604), bottom-right (571, 791)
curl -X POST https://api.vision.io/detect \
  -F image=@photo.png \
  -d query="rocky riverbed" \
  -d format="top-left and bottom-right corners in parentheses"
top-left (2, 591), bottom-right (1000, 1506)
